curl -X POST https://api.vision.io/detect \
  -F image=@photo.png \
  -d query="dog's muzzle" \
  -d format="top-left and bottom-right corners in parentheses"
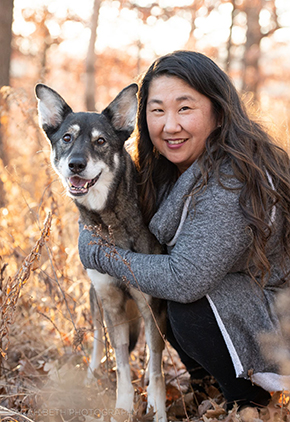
top-left (68, 174), bottom-right (101, 196)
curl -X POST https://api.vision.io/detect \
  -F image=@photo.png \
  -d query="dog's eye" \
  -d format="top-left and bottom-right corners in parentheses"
top-left (96, 137), bottom-right (106, 145)
top-left (63, 134), bottom-right (72, 143)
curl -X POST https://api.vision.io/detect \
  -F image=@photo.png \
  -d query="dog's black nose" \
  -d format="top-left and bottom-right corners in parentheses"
top-left (68, 157), bottom-right (87, 173)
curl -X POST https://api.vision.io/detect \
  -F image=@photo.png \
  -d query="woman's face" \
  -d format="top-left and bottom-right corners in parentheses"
top-left (146, 75), bottom-right (217, 173)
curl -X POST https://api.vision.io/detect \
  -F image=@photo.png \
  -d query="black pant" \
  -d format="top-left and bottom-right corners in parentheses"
top-left (166, 297), bottom-right (271, 409)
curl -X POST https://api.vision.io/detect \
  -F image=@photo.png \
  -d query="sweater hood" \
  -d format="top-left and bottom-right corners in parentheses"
top-left (149, 161), bottom-right (201, 245)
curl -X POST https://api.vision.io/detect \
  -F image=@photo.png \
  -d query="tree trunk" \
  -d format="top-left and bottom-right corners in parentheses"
top-left (225, 0), bottom-right (236, 73)
top-left (0, 0), bottom-right (13, 163)
top-left (85, 0), bottom-right (101, 111)
top-left (0, 0), bottom-right (13, 207)
top-left (241, 0), bottom-right (263, 100)
top-left (0, 0), bottom-right (13, 88)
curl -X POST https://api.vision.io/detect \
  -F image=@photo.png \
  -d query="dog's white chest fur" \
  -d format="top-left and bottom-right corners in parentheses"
top-left (87, 269), bottom-right (116, 295)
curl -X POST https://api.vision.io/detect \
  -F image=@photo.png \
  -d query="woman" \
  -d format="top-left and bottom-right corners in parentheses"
top-left (78, 51), bottom-right (290, 409)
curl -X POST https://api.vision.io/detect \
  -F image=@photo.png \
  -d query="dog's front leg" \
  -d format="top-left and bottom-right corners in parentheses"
top-left (103, 308), bottom-right (134, 417)
top-left (146, 348), bottom-right (167, 422)
top-left (88, 270), bottom-right (134, 416)
top-left (114, 343), bottom-right (134, 414)
top-left (87, 283), bottom-right (104, 382)
top-left (131, 292), bottom-right (167, 422)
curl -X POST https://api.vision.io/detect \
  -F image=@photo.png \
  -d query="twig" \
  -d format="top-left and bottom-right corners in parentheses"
top-left (36, 310), bottom-right (66, 349)
top-left (0, 404), bottom-right (36, 422)
top-left (0, 213), bottom-right (52, 360)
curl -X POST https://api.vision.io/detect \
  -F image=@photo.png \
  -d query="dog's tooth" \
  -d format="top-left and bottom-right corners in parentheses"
top-left (84, 182), bottom-right (89, 189)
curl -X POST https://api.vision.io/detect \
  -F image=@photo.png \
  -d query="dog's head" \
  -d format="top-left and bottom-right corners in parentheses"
top-left (35, 83), bottom-right (138, 210)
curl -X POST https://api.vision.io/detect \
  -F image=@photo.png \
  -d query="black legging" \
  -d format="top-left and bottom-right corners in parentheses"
top-left (166, 297), bottom-right (271, 409)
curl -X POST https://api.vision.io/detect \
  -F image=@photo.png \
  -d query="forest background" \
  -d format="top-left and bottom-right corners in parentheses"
top-left (1, 0), bottom-right (290, 421)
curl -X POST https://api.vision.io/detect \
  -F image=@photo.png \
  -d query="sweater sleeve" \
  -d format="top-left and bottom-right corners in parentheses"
top-left (78, 183), bottom-right (252, 303)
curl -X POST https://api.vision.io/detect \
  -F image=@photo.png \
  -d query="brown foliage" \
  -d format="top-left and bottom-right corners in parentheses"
top-left (0, 212), bottom-right (52, 361)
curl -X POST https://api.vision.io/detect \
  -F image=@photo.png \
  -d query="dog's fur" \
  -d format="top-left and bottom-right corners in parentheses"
top-left (35, 84), bottom-right (167, 421)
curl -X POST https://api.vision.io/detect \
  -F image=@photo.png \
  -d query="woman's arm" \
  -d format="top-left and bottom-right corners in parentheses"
top-left (78, 184), bottom-right (252, 303)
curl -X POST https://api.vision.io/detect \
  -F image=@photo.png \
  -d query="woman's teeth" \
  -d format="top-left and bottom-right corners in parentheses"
top-left (167, 139), bottom-right (186, 145)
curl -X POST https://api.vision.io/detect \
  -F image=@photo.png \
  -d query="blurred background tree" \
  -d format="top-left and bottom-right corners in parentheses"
top-left (0, 0), bottom-right (13, 90)
top-left (0, 0), bottom-right (13, 167)
top-left (85, 0), bottom-right (102, 111)
top-left (0, 0), bottom-right (13, 206)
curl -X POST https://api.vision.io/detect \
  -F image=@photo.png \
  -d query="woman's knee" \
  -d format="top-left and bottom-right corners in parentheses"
top-left (167, 297), bottom-right (212, 331)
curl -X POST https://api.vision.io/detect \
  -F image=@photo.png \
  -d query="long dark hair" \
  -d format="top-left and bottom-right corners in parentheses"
top-left (133, 50), bottom-right (290, 285)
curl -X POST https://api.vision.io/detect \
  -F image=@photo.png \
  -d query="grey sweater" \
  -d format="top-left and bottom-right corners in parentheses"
top-left (78, 160), bottom-right (290, 390)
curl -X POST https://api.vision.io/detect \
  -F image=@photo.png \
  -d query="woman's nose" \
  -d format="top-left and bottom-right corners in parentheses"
top-left (163, 113), bottom-right (181, 133)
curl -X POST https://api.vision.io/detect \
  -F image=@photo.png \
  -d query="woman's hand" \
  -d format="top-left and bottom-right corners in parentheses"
top-left (78, 221), bottom-right (139, 292)
top-left (78, 221), bottom-right (105, 272)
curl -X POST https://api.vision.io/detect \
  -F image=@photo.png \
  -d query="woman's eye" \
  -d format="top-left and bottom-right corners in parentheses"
top-left (96, 137), bottom-right (106, 145)
top-left (63, 134), bottom-right (72, 142)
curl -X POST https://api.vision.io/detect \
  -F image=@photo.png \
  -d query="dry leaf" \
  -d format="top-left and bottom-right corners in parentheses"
top-left (166, 383), bottom-right (182, 403)
top-left (198, 399), bottom-right (213, 417)
top-left (204, 399), bottom-right (226, 418)
top-left (132, 405), bottom-right (155, 422)
top-left (223, 404), bottom-right (240, 422)
top-left (239, 406), bottom-right (260, 422)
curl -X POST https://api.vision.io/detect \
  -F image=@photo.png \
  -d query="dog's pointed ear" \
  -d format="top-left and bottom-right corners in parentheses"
top-left (102, 83), bottom-right (138, 141)
top-left (35, 84), bottom-right (72, 133)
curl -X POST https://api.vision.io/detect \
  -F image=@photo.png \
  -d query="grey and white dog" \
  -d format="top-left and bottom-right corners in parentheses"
top-left (35, 83), bottom-right (167, 421)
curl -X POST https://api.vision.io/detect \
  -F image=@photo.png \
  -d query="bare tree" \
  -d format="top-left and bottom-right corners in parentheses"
top-left (0, 0), bottom-right (13, 167)
top-left (85, 0), bottom-right (101, 111)
top-left (241, 0), bottom-right (263, 100)
top-left (226, 0), bottom-right (237, 73)
top-left (241, 0), bottom-right (280, 100)
top-left (0, 0), bottom-right (13, 88)
top-left (0, 0), bottom-right (13, 206)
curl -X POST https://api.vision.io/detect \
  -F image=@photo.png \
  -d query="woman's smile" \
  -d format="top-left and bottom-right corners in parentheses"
top-left (166, 138), bottom-right (188, 147)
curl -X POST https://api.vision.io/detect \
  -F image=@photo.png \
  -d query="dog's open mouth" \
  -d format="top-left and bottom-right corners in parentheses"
top-left (68, 174), bottom-right (101, 196)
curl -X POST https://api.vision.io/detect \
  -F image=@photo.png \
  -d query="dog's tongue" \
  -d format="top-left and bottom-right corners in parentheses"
top-left (69, 176), bottom-right (91, 188)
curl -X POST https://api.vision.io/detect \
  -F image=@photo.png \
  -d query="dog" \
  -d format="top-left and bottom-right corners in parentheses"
top-left (35, 83), bottom-right (167, 421)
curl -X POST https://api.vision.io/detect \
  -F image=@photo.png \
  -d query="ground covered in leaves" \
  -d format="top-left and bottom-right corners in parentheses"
top-left (0, 295), bottom-right (290, 422)
top-left (0, 87), bottom-right (290, 422)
